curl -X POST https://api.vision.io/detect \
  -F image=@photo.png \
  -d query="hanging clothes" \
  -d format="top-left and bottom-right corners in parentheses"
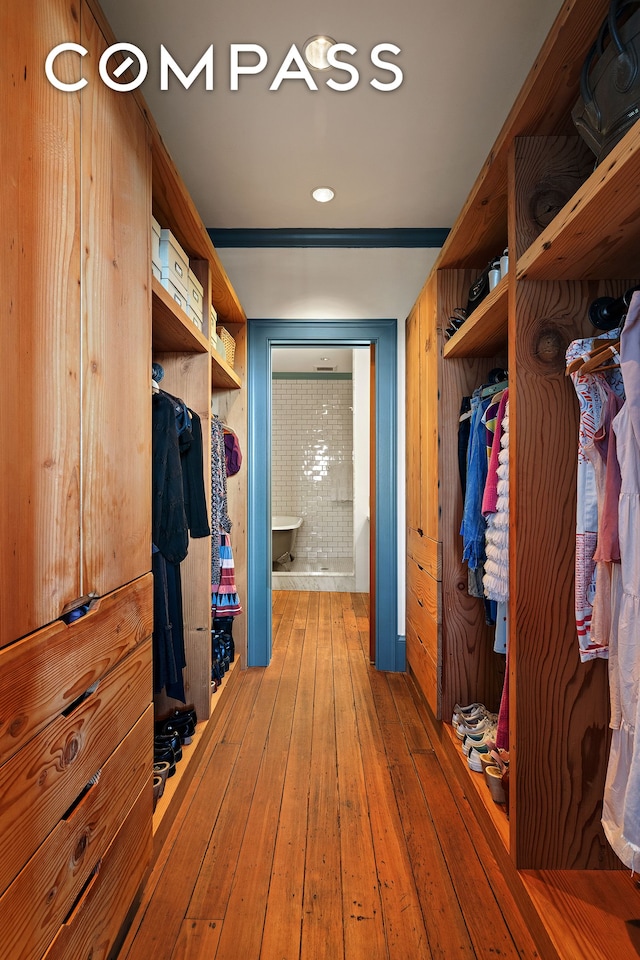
top-left (566, 331), bottom-right (624, 662)
top-left (602, 292), bottom-right (640, 871)
top-left (211, 414), bottom-right (242, 618)
top-left (152, 390), bottom-right (211, 701)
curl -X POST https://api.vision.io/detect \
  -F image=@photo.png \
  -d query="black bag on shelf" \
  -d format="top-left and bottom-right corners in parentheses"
top-left (465, 263), bottom-right (492, 316)
top-left (572, 0), bottom-right (640, 163)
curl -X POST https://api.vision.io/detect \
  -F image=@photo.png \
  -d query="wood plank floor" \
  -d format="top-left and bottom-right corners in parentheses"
top-left (117, 592), bottom-right (544, 960)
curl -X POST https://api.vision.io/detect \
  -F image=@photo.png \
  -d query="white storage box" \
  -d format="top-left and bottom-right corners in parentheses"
top-left (151, 216), bottom-right (162, 271)
top-left (188, 305), bottom-right (204, 331)
top-left (187, 269), bottom-right (204, 329)
top-left (162, 276), bottom-right (187, 314)
top-left (159, 228), bottom-right (189, 301)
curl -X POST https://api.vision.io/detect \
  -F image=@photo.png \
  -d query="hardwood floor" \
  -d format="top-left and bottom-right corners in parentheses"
top-left (118, 592), bottom-right (543, 960)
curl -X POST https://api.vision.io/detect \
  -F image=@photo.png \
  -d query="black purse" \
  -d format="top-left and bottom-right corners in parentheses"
top-left (466, 263), bottom-right (492, 316)
top-left (572, 0), bottom-right (640, 163)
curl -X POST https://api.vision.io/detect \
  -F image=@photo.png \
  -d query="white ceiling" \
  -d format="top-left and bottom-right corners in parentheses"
top-left (272, 346), bottom-right (358, 372)
top-left (99, 0), bottom-right (564, 231)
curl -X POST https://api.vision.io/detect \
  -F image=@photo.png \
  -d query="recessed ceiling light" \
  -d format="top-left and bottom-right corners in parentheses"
top-left (312, 186), bottom-right (335, 203)
top-left (304, 35), bottom-right (336, 71)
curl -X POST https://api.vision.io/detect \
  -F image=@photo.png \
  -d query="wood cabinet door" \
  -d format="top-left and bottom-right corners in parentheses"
top-left (405, 302), bottom-right (422, 535)
top-left (81, 6), bottom-right (152, 597)
top-left (0, 0), bottom-right (82, 647)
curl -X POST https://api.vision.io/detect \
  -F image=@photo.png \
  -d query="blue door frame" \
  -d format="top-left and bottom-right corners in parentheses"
top-left (247, 319), bottom-right (404, 672)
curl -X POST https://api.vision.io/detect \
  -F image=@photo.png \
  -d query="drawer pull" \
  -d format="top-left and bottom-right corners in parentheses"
top-left (417, 528), bottom-right (424, 537)
top-left (61, 593), bottom-right (97, 624)
top-left (62, 858), bottom-right (103, 925)
top-left (62, 680), bottom-right (99, 718)
top-left (63, 769), bottom-right (102, 821)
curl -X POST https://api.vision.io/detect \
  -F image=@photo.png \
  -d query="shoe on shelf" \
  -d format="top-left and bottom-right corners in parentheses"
top-left (462, 731), bottom-right (497, 757)
top-left (467, 748), bottom-right (486, 773)
top-left (485, 765), bottom-right (507, 804)
top-left (452, 702), bottom-right (485, 727)
top-left (456, 715), bottom-right (497, 740)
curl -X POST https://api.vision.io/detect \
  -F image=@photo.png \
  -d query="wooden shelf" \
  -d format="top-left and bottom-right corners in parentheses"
top-left (152, 657), bottom-right (241, 856)
top-left (212, 348), bottom-right (241, 390)
top-left (152, 277), bottom-right (210, 353)
top-left (442, 722), bottom-right (510, 852)
top-left (517, 120), bottom-right (640, 280)
top-left (435, 0), bottom-right (610, 273)
top-left (443, 275), bottom-right (508, 358)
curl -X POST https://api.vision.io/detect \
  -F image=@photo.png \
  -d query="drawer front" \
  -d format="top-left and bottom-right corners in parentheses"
top-left (0, 708), bottom-right (152, 960)
top-left (0, 637), bottom-right (152, 897)
top-left (42, 778), bottom-right (152, 960)
top-left (0, 574), bottom-right (152, 767)
top-left (407, 557), bottom-right (441, 717)
top-left (407, 528), bottom-right (442, 581)
top-left (407, 556), bottom-right (441, 624)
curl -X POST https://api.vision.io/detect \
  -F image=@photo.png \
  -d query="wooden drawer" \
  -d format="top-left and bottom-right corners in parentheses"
top-left (407, 555), bottom-right (441, 624)
top-left (0, 707), bottom-right (152, 960)
top-left (407, 558), bottom-right (441, 718)
top-left (0, 637), bottom-right (152, 897)
top-left (0, 574), bottom-right (152, 766)
top-left (407, 528), bottom-right (442, 581)
top-left (42, 775), bottom-right (153, 960)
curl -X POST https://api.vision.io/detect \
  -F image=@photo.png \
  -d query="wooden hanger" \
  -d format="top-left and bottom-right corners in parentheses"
top-left (565, 332), bottom-right (621, 376)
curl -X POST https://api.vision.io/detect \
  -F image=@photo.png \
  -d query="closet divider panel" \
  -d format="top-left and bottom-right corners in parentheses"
top-left (1, 0), bottom-right (82, 646)
top-left (80, 4), bottom-right (152, 599)
top-left (437, 269), bottom-right (505, 725)
top-left (420, 281), bottom-right (440, 543)
top-left (406, 301), bottom-right (422, 536)
top-left (509, 279), bottom-right (618, 869)
top-left (155, 351), bottom-right (212, 723)
top-left (215, 322), bottom-right (247, 668)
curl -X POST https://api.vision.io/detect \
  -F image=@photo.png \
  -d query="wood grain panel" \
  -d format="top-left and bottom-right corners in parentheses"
top-left (436, 0), bottom-right (611, 270)
top-left (420, 276), bottom-right (440, 540)
top-left (42, 782), bottom-right (152, 960)
top-left (156, 352), bottom-right (212, 723)
top-left (517, 122), bottom-right (640, 279)
top-left (0, 575), bottom-right (152, 766)
top-left (406, 528), bottom-right (441, 580)
top-left (510, 280), bottom-right (618, 869)
top-left (0, 708), bottom-right (152, 960)
top-left (407, 557), bottom-right (440, 624)
top-left (437, 270), bottom-right (506, 724)
top-left (511, 137), bottom-right (594, 260)
top-left (81, 6), bottom-right (152, 597)
top-left (0, 0), bottom-right (82, 645)
top-left (0, 638), bottom-right (151, 897)
top-left (405, 303), bottom-right (421, 534)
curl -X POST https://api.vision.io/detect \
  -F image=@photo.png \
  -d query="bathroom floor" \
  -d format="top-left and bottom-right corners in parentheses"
top-left (272, 558), bottom-right (355, 591)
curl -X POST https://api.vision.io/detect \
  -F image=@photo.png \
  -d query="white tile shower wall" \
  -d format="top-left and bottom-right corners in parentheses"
top-left (272, 379), bottom-right (354, 564)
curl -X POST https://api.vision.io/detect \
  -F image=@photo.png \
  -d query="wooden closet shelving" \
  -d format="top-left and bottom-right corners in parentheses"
top-left (407, 0), bottom-right (640, 955)
top-left (442, 275), bottom-right (508, 358)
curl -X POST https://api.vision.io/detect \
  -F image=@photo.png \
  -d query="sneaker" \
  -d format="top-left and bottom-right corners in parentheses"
top-left (456, 715), bottom-right (497, 740)
top-left (468, 748), bottom-right (485, 772)
top-left (452, 702), bottom-right (485, 727)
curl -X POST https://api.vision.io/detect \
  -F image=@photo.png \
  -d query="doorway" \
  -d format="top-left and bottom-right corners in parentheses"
top-left (270, 346), bottom-right (370, 594)
top-left (247, 319), bottom-right (402, 672)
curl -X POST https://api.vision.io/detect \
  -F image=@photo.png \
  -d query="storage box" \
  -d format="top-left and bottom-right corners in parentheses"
top-left (159, 228), bottom-right (189, 301)
top-left (217, 325), bottom-right (235, 367)
top-left (187, 269), bottom-right (204, 329)
top-left (162, 276), bottom-right (187, 314)
top-left (151, 216), bottom-right (162, 271)
top-left (152, 262), bottom-right (161, 282)
top-left (188, 305), bottom-right (203, 331)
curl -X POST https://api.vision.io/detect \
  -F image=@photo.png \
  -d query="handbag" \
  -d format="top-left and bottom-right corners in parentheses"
top-left (572, 0), bottom-right (640, 163)
top-left (465, 263), bottom-right (492, 316)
